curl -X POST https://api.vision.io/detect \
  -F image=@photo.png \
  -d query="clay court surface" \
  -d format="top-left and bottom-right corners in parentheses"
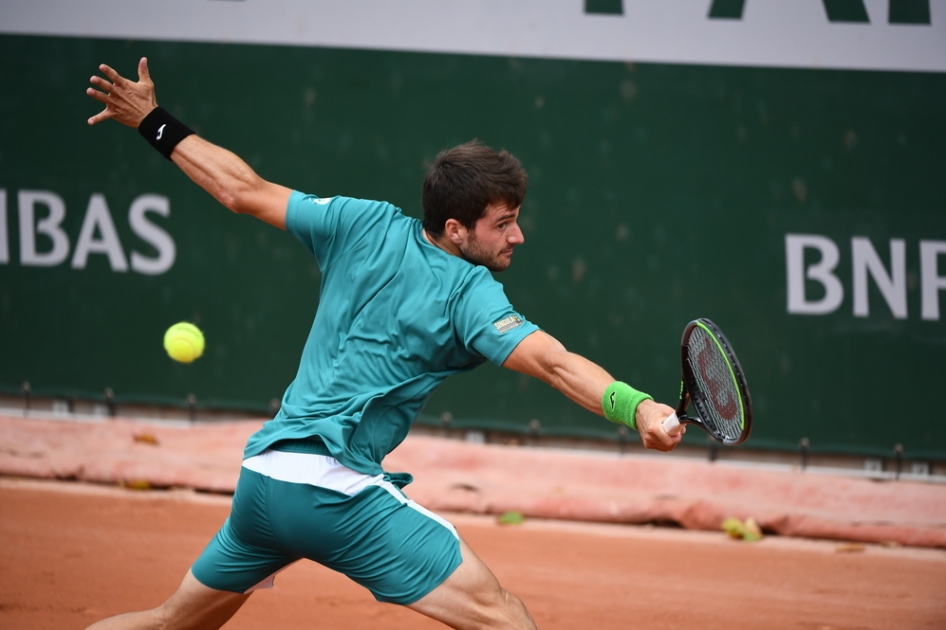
top-left (2, 478), bottom-right (945, 630)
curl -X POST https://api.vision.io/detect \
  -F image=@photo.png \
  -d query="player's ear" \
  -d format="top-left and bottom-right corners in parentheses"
top-left (443, 218), bottom-right (466, 245)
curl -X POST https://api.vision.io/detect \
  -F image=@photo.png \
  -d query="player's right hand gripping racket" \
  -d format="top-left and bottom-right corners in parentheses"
top-left (662, 318), bottom-right (752, 445)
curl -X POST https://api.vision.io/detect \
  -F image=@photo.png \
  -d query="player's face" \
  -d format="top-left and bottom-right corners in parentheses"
top-left (460, 202), bottom-right (525, 272)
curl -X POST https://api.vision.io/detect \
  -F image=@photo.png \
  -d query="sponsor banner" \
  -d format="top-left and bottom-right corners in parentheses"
top-left (1, 0), bottom-right (945, 73)
top-left (1, 34), bottom-right (944, 457)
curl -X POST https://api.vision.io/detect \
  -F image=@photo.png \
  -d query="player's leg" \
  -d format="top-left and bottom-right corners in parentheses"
top-left (406, 536), bottom-right (538, 630)
top-left (251, 443), bottom-right (537, 628)
top-left (87, 465), bottom-right (295, 630)
top-left (84, 569), bottom-right (249, 630)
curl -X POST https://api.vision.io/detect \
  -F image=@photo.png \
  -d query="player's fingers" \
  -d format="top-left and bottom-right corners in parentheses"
top-left (138, 57), bottom-right (152, 84)
top-left (86, 86), bottom-right (109, 104)
top-left (663, 424), bottom-right (686, 447)
top-left (89, 75), bottom-right (113, 92)
top-left (99, 63), bottom-right (123, 84)
top-left (87, 107), bottom-right (114, 126)
top-left (643, 428), bottom-right (675, 452)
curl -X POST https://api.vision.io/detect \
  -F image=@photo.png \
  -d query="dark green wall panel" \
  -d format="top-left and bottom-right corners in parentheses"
top-left (1, 35), bottom-right (944, 458)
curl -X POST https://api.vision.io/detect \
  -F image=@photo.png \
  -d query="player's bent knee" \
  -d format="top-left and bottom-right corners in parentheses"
top-left (499, 590), bottom-right (536, 629)
top-left (469, 587), bottom-right (535, 629)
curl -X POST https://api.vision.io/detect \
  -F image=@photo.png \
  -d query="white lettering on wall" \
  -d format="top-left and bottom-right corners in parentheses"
top-left (3, 188), bottom-right (176, 275)
top-left (852, 237), bottom-right (906, 319)
top-left (920, 241), bottom-right (946, 321)
top-left (72, 193), bottom-right (129, 271)
top-left (129, 194), bottom-right (176, 275)
top-left (786, 234), bottom-right (844, 315)
top-left (19, 189), bottom-right (70, 267)
top-left (787, 234), bottom-right (944, 321)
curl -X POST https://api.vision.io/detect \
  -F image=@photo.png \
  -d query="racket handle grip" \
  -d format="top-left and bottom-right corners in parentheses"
top-left (663, 413), bottom-right (682, 436)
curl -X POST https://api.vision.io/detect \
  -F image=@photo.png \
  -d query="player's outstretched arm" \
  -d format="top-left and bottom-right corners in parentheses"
top-left (86, 57), bottom-right (291, 229)
top-left (502, 330), bottom-right (683, 452)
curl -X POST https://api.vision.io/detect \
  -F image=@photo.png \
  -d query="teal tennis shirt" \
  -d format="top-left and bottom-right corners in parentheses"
top-left (244, 192), bottom-right (539, 476)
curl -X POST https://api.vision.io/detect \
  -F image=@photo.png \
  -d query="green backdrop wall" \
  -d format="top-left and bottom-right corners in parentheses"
top-left (1, 35), bottom-right (944, 459)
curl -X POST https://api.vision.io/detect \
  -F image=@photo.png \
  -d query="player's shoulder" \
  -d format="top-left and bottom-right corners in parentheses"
top-left (449, 262), bottom-right (507, 302)
top-left (287, 192), bottom-right (408, 238)
top-left (291, 192), bottom-right (401, 215)
top-left (465, 263), bottom-right (500, 284)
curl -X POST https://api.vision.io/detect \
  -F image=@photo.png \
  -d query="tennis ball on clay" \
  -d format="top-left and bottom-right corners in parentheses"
top-left (163, 322), bottom-right (205, 363)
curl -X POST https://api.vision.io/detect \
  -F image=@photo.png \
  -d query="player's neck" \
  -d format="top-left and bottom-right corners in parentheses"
top-left (422, 229), bottom-right (462, 258)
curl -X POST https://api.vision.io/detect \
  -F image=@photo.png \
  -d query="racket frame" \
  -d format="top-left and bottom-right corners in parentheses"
top-left (665, 318), bottom-right (752, 445)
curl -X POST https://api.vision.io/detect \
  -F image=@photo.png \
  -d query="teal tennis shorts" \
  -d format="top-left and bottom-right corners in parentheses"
top-left (191, 440), bottom-right (462, 605)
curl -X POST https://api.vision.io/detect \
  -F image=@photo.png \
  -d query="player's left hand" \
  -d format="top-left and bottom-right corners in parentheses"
top-left (86, 57), bottom-right (158, 128)
top-left (635, 399), bottom-right (685, 452)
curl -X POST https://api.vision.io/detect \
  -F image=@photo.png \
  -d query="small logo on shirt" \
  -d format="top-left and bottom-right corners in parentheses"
top-left (314, 197), bottom-right (333, 205)
top-left (493, 315), bottom-right (523, 334)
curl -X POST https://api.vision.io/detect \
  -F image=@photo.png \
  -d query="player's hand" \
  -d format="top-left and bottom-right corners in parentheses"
top-left (635, 399), bottom-right (685, 452)
top-left (86, 57), bottom-right (158, 128)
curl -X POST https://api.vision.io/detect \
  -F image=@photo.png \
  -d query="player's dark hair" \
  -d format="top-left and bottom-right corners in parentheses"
top-left (421, 140), bottom-right (528, 237)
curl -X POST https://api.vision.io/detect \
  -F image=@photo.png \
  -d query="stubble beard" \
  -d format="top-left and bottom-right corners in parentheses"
top-left (460, 236), bottom-right (512, 272)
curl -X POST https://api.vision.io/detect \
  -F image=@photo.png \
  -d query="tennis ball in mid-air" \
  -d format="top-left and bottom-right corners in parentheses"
top-left (163, 322), bottom-right (205, 363)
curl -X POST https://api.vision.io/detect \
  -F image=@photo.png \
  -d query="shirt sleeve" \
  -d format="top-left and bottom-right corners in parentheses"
top-left (453, 269), bottom-right (540, 365)
top-left (285, 191), bottom-right (394, 269)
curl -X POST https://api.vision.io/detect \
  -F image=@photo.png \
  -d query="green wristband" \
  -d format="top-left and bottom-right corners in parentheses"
top-left (602, 382), bottom-right (653, 431)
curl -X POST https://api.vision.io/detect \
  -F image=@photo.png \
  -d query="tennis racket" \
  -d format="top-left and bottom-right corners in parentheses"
top-left (662, 318), bottom-right (752, 445)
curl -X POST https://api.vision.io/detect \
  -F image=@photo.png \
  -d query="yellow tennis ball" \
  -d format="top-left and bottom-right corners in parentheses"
top-left (163, 322), bottom-right (205, 363)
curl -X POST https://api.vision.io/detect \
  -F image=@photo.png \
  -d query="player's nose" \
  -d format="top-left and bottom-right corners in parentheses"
top-left (508, 222), bottom-right (525, 245)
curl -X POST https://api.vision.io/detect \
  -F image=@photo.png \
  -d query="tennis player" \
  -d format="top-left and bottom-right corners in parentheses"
top-left (84, 58), bottom-right (683, 630)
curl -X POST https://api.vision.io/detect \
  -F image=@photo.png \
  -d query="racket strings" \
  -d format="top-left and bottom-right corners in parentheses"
top-left (687, 327), bottom-right (743, 440)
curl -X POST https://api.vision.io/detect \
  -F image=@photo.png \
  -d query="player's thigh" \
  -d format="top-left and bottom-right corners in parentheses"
top-left (191, 468), bottom-right (297, 594)
top-left (270, 480), bottom-right (462, 605)
top-left (406, 537), bottom-right (537, 630)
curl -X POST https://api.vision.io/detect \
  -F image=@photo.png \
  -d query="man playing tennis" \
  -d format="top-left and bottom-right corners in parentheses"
top-left (84, 58), bottom-right (683, 630)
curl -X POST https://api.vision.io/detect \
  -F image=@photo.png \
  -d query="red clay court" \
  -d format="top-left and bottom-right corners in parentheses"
top-left (1, 414), bottom-right (945, 628)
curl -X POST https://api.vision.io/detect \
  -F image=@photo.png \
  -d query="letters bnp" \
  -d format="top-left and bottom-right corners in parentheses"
top-left (0, 189), bottom-right (175, 275)
top-left (786, 234), bottom-right (946, 322)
